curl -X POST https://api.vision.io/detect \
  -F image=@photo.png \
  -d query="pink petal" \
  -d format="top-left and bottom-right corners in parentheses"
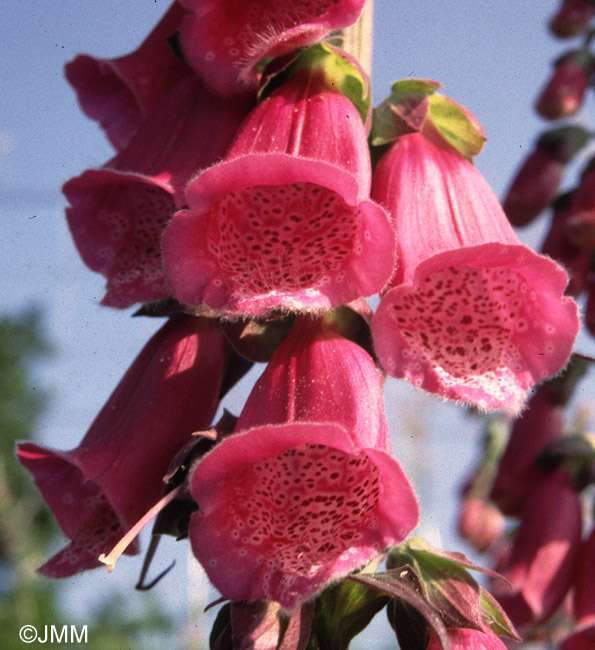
top-left (179, 0), bottom-right (365, 95)
top-left (65, 3), bottom-right (189, 150)
top-left (373, 243), bottom-right (578, 412)
top-left (190, 421), bottom-right (418, 611)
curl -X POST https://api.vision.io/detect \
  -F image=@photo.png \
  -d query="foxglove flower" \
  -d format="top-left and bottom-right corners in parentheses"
top-left (371, 130), bottom-right (579, 413)
top-left (550, 0), bottom-right (595, 39)
top-left (573, 526), bottom-right (595, 624)
top-left (65, 2), bottom-right (189, 151)
top-left (178, 0), bottom-right (366, 96)
top-left (492, 470), bottom-right (582, 629)
top-left (189, 318), bottom-right (418, 611)
top-left (535, 50), bottom-right (593, 121)
top-left (17, 316), bottom-right (227, 577)
top-left (490, 386), bottom-right (564, 515)
top-left (541, 193), bottom-right (593, 297)
top-left (64, 74), bottom-right (252, 308)
top-left (163, 63), bottom-right (394, 316)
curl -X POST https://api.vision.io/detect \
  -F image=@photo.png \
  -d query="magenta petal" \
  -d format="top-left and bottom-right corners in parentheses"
top-left (373, 243), bottom-right (578, 413)
top-left (179, 0), bottom-right (365, 96)
top-left (190, 421), bottom-right (418, 611)
top-left (17, 316), bottom-right (227, 576)
top-left (64, 169), bottom-right (174, 308)
top-left (427, 627), bottom-right (508, 650)
top-left (17, 443), bottom-right (138, 578)
top-left (493, 470), bottom-right (582, 628)
top-left (65, 3), bottom-right (189, 150)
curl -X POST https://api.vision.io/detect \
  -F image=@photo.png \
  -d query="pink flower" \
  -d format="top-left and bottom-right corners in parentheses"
top-left (535, 51), bottom-right (593, 121)
top-left (541, 193), bottom-right (592, 297)
top-left (458, 496), bottom-right (505, 552)
top-left (550, 0), bottom-right (595, 39)
top-left (64, 74), bottom-right (252, 308)
top-left (490, 386), bottom-right (564, 516)
top-left (17, 316), bottom-right (227, 577)
top-left (492, 470), bottom-right (582, 630)
top-left (426, 627), bottom-right (508, 650)
top-left (162, 66), bottom-right (394, 316)
top-left (371, 130), bottom-right (579, 413)
top-left (502, 147), bottom-right (564, 227)
top-left (573, 526), bottom-right (595, 623)
top-left (178, 0), bottom-right (366, 96)
top-left (189, 318), bottom-right (418, 611)
top-left (65, 3), bottom-right (189, 151)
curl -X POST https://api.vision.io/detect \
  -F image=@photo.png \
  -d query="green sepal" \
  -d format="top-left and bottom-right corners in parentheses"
top-left (479, 588), bottom-right (521, 641)
top-left (308, 577), bottom-right (390, 650)
top-left (427, 94), bottom-right (486, 159)
top-left (370, 79), bottom-right (441, 146)
top-left (291, 42), bottom-right (371, 125)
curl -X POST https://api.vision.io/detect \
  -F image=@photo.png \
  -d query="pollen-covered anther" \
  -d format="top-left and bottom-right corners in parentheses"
top-left (205, 182), bottom-right (357, 295)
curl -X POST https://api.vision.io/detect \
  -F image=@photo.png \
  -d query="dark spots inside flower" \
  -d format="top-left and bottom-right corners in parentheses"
top-left (207, 182), bottom-right (359, 294)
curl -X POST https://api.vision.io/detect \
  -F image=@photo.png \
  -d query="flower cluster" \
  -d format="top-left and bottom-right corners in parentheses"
top-left (18, 2), bottom-right (587, 649)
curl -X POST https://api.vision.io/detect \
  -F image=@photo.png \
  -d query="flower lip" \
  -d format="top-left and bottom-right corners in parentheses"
top-left (190, 421), bottom-right (418, 611)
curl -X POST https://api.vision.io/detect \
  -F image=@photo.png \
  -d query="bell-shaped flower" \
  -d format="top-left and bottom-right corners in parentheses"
top-left (490, 386), bottom-right (565, 516)
top-left (560, 624), bottom-right (595, 650)
top-left (163, 62), bottom-right (394, 316)
top-left (550, 0), bottom-right (595, 39)
top-left (189, 317), bottom-right (418, 611)
top-left (371, 129), bottom-right (579, 413)
top-left (535, 50), bottom-right (593, 121)
top-left (491, 469), bottom-right (582, 630)
top-left (65, 2), bottom-right (189, 151)
top-left (502, 146), bottom-right (564, 227)
top-left (427, 627), bottom-right (508, 650)
top-left (64, 74), bottom-right (252, 308)
top-left (178, 0), bottom-right (366, 96)
top-left (17, 316), bottom-right (227, 577)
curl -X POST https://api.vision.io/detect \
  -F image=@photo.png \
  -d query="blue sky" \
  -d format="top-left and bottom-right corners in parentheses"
top-left (2, 1), bottom-right (594, 648)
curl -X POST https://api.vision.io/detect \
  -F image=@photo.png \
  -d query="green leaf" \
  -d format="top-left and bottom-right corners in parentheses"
top-left (370, 79), bottom-right (441, 146)
top-left (427, 94), bottom-right (486, 159)
top-left (310, 577), bottom-right (391, 650)
top-left (479, 588), bottom-right (521, 641)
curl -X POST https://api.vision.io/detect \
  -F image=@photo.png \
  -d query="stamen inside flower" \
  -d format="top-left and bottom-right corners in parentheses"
top-left (206, 182), bottom-right (359, 295)
top-left (98, 484), bottom-right (182, 573)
